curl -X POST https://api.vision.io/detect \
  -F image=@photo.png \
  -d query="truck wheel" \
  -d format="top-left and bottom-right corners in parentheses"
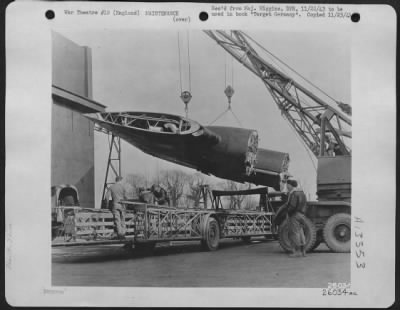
top-left (323, 213), bottom-right (351, 253)
top-left (201, 218), bottom-right (220, 251)
top-left (310, 240), bottom-right (321, 251)
top-left (310, 229), bottom-right (323, 251)
top-left (278, 213), bottom-right (317, 253)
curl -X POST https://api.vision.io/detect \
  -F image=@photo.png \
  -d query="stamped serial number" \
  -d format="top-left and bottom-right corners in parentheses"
top-left (322, 283), bottom-right (357, 296)
top-left (322, 288), bottom-right (358, 296)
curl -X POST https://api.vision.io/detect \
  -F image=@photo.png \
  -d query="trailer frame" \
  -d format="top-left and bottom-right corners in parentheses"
top-left (52, 187), bottom-right (284, 251)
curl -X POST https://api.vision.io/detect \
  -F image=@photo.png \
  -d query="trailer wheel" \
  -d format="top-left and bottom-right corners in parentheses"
top-left (323, 213), bottom-right (351, 253)
top-left (51, 227), bottom-right (57, 241)
top-left (51, 223), bottom-right (64, 241)
top-left (241, 236), bottom-right (251, 243)
top-left (135, 242), bottom-right (156, 254)
top-left (201, 218), bottom-right (220, 251)
top-left (264, 234), bottom-right (277, 241)
top-left (278, 213), bottom-right (317, 253)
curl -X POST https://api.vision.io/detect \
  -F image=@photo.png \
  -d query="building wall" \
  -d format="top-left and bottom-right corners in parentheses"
top-left (52, 31), bottom-right (92, 98)
top-left (51, 32), bottom-right (103, 208)
top-left (51, 101), bottom-right (96, 207)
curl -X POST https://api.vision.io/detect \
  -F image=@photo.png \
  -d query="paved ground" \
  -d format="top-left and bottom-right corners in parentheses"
top-left (52, 238), bottom-right (350, 287)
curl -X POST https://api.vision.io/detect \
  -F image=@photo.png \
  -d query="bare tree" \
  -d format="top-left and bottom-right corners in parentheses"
top-left (159, 169), bottom-right (189, 207)
top-left (186, 173), bottom-right (208, 208)
top-left (223, 180), bottom-right (251, 209)
top-left (125, 173), bottom-right (149, 199)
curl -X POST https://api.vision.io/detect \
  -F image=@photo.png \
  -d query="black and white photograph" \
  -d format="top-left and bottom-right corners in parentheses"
top-left (5, 2), bottom-right (396, 307)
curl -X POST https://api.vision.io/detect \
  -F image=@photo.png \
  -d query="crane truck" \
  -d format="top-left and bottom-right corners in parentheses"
top-left (204, 30), bottom-right (352, 252)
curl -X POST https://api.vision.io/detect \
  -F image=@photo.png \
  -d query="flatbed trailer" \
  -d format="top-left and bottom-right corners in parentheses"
top-left (51, 187), bottom-right (282, 251)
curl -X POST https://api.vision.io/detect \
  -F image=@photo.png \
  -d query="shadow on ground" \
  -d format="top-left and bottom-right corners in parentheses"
top-left (52, 238), bottom-right (333, 264)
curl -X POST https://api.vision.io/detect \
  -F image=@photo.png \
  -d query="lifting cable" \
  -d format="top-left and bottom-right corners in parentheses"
top-left (209, 107), bottom-right (243, 127)
top-left (177, 31), bottom-right (192, 118)
top-left (210, 37), bottom-right (242, 127)
top-left (224, 49), bottom-right (234, 90)
top-left (177, 32), bottom-right (183, 94)
top-left (186, 31), bottom-right (192, 93)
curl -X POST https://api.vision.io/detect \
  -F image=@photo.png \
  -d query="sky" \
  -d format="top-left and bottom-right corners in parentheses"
top-left (57, 29), bottom-right (350, 204)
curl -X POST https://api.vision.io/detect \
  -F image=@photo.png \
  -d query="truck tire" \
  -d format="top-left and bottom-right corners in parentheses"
top-left (310, 240), bottom-right (321, 251)
top-left (323, 213), bottom-right (351, 253)
top-left (201, 217), bottom-right (220, 251)
top-left (278, 213), bottom-right (317, 253)
top-left (310, 229), bottom-right (323, 251)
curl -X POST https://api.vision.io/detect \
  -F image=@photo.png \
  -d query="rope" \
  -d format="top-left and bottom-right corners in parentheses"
top-left (177, 32), bottom-right (183, 93)
top-left (230, 109), bottom-right (242, 127)
top-left (209, 108), bottom-right (243, 127)
top-left (209, 109), bottom-right (228, 125)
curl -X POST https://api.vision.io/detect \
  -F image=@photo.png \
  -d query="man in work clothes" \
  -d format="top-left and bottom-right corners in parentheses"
top-left (285, 179), bottom-right (307, 257)
top-left (151, 184), bottom-right (170, 206)
top-left (106, 176), bottom-right (128, 239)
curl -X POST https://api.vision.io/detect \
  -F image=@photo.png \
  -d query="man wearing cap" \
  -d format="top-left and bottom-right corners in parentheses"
top-left (106, 176), bottom-right (128, 239)
top-left (285, 179), bottom-right (307, 257)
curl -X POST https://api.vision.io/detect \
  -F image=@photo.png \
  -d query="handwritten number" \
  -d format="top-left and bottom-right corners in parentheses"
top-left (354, 217), bottom-right (363, 223)
top-left (356, 250), bottom-right (365, 258)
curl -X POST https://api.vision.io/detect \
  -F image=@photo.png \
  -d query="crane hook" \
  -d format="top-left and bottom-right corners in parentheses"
top-left (224, 85), bottom-right (235, 105)
top-left (180, 91), bottom-right (192, 118)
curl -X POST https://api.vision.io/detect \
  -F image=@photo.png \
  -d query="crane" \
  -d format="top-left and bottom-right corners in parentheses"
top-left (204, 30), bottom-right (351, 157)
top-left (205, 30), bottom-right (352, 252)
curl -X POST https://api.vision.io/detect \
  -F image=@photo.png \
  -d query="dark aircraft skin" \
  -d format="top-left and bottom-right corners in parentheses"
top-left (85, 112), bottom-right (289, 190)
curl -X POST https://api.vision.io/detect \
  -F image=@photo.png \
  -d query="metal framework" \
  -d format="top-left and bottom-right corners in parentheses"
top-left (97, 112), bottom-right (194, 133)
top-left (219, 210), bottom-right (274, 237)
top-left (204, 30), bottom-right (352, 157)
top-left (130, 204), bottom-right (211, 241)
top-left (95, 125), bottom-right (122, 206)
top-left (52, 203), bottom-right (275, 247)
top-left (126, 203), bottom-right (274, 242)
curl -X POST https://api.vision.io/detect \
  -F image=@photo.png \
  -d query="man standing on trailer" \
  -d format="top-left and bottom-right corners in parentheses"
top-left (285, 179), bottom-right (307, 257)
top-left (106, 176), bottom-right (128, 239)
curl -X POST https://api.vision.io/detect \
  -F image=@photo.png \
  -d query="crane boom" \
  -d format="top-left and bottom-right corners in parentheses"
top-left (204, 30), bottom-right (352, 158)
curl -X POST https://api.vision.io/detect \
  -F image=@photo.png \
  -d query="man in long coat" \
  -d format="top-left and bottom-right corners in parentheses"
top-left (284, 179), bottom-right (307, 257)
